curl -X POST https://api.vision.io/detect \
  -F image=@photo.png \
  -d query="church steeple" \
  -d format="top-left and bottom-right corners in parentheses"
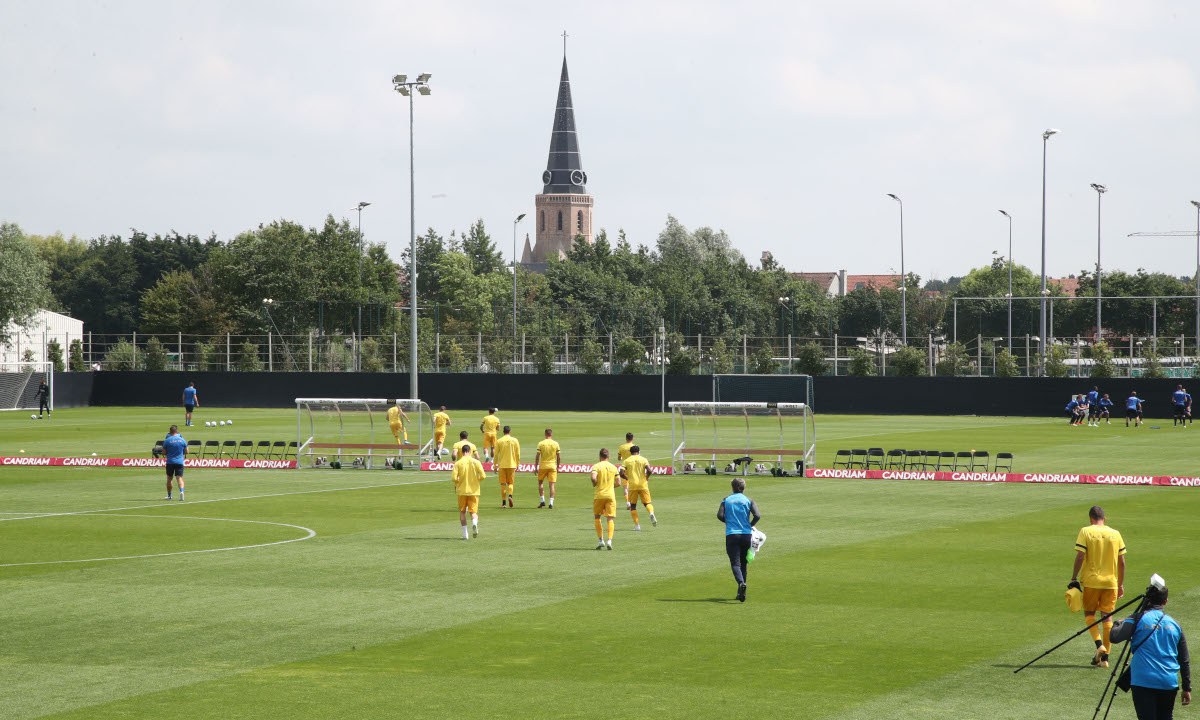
top-left (541, 55), bottom-right (587, 194)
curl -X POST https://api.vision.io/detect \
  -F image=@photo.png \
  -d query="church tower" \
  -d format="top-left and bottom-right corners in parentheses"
top-left (529, 50), bottom-right (593, 263)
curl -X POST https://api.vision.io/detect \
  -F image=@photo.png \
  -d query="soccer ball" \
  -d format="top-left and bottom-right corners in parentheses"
top-left (226, 420), bottom-right (233, 426)
top-left (31, 414), bottom-right (38, 419)
top-left (219, 420), bottom-right (226, 426)
top-left (438, 448), bottom-right (449, 457)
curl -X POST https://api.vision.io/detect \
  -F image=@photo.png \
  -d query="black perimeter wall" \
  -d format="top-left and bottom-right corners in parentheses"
top-left (82, 371), bottom-right (1189, 417)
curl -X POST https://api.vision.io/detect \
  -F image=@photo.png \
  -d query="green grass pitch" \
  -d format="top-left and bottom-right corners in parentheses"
top-left (1, 407), bottom-right (1197, 719)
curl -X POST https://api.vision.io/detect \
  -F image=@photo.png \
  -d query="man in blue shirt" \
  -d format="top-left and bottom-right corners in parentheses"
top-left (716, 477), bottom-right (761, 602)
top-left (1110, 581), bottom-right (1191, 717)
top-left (1127, 392), bottom-right (1144, 428)
top-left (1066, 395), bottom-right (1081, 425)
top-left (1087, 386), bottom-right (1102, 426)
top-left (163, 425), bottom-right (188, 501)
top-left (1185, 387), bottom-right (1194, 427)
top-left (182, 382), bottom-right (199, 427)
top-left (1098, 394), bottom-right (1114, 425)
top-left (1172, 384), bottom-right (1188, 427)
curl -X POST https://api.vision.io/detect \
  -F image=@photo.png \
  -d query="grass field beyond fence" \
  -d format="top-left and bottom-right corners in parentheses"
top-left (1, 408), bottom-right (1197, 719)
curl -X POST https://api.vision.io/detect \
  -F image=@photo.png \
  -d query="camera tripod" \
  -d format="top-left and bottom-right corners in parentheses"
top-left (1013, 592), bottom-right (1145, 674)
top-left (1092, 594), bottom-right (1152, 720)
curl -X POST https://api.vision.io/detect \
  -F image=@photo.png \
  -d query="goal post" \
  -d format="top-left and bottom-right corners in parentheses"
top-left (295, 398), bottom-right (432, 469)
top-left (669, 401), bottom-right (815, 477)
top-left (713, 374), bottom-right (814, 407)
top-left (0, 361), bottom-right (52, 413)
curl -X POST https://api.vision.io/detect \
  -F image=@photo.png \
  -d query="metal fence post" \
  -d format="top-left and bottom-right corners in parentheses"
top-left (178, 331), bottom-right (183, 370)
top-left (226, 333), bottom-right (231, 371)
top-left (833, 335), bottom-right (839, 376)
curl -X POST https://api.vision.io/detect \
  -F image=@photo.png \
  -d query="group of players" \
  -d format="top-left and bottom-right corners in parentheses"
top-left (1065, 385), bottom-right (1196, 428)
top-left (388, 405), bottom-right (657, 546)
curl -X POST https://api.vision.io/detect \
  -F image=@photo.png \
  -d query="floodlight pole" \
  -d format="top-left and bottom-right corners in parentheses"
top-left (999, 210), bottom-right (1013, 353)
top-left (1039, 129), bottom-right (1058, 376)
top-left (1193, 200), bottom-right (1200, 350)
top-left (1091, 184), bottom-right (1106, 342)
top-left (392, 73), bottom-right (431, 400)
top-left (354, 201), bottom-right (370, 372)
top-left (659, 321), bottom-right (667, 413)
top-left (887, 193), bottom-right (906, 344)
top-left (512, 213), bottom-right (526, 371)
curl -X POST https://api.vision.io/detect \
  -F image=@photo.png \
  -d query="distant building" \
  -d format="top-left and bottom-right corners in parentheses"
top-left (791, 270), bottom-right (904, 297)
top-left (1049, 277), bottom-right (1079, 297)
top-left (1, 309), bottom-right (83, 369)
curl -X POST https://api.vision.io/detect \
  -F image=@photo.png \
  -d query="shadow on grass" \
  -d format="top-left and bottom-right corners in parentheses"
top-left (403, 537), bottom-right (466, 541)
top-left (538, 547), bottom-right (599, 552)
top-left (656, 598), bottom-right (737, 604)
top-left (996, 663), bottom-right (1094, 670)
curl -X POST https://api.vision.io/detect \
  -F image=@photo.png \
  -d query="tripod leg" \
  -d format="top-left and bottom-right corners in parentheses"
top-left (1014, 593), bottom-right (1144, 674)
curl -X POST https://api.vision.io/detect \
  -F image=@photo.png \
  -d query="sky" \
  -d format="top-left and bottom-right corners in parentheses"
top-left (2, 0), bottom-right (1198, 283)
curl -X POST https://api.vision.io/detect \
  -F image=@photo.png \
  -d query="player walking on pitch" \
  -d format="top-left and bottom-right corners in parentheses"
top-left (617, 432), bottom-right (635, 504)
top-left (163, 425), bottom-right (188, 501)
top-left (717, 477), bottom-right (761, 602)
top-left (36, 379), bottom-right (50, 418)
top-left (620, 445), bottom-right (656, 530)
top-left (535, 428), bottom-right (561, 509)
top-left (182, 382), bottom-right (198, 427)
top-left (480, 408), bottom-right (500, 463)
top-left (591, 448), bottom-right (620, 550)
top-left (452, 430), bottom-right (473, 460)
top-left (387, 401), bottom-right (410, 447)
top-left (1068, 505), bottom-right (1126, 668)
top-left (452, 443), bottom-right (484, 539)
top-left (432, 406), bottom-right (451, 457)
top-left (1127, 392), bottom-right (1145, 427)
top-left (494, 426), bottom-right (520, 508)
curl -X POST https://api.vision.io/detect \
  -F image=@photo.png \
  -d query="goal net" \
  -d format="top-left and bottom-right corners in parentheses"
top-left (0, 361), bottom-right (52, 413)
top-left (713, 374), bottom-right (814, 407)
top-left (670, 401), bottom-right (815, 477)
top-left (295, 398), bottom-right (432, 469)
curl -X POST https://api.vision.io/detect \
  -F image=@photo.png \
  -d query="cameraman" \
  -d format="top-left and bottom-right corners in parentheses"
top-left (1110, 583), bottom-right (1191, 719)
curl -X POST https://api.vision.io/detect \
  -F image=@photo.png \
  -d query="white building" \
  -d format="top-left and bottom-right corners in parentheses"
top-left (1, 309), bottom-right (84, 369)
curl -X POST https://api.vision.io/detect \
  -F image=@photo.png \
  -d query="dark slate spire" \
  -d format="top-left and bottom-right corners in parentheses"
top-left (541, 56), bottom-right (587, 194)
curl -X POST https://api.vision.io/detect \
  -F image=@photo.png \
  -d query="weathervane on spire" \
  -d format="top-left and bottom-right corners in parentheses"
top-left (562, 30), bottom-right (568, 57)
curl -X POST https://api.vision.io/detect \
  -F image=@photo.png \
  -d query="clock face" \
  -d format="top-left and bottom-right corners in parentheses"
top-left (570, 169), bottom-right (585, 186)
top-left (542, 170), bottom-right (552, 185)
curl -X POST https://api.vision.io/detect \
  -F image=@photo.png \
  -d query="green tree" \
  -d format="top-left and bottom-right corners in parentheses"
top-left (1141, 348), bottom-right (1165, 379)
top-left (995, 348), bottom-right (1019, 377)
top-left (848, 348), bottom-right (876, 376)
top-left (577, 337), bottom-right (605, 374)
top-left (615, 337), bottom-right (646, 374)
top-left (1088, 341), bottom-right (1116, 378)
top-left (461, 219), bottom-right (504, 275)
top-left (708, 337), bottom-right (735, 374)
top-left (793, 342), bottom-right (828, 376)
top-left (484, 337), bottom-right (513, 374)
top-left (195, 341), bottom-right (218, 371)
top-left (46, 339), bottom-right (65, 372)
top-left (360, 337), bottom-right (385, 373)
top-left (665, 333), bottom-right (698, 375)
top-left (533, 336), bottom-right (555, 374)
top-left (0, 223), bottom-right (51, 346)
top-left (1045, 344), bottom-right (1069, 378)
top-left (236, 341), bottom-right (263, 371)
top-left (103, 340), bottom-right (139, 370)
top-left (442, 339), bottom-right (468, 373)
top-left (892, 345), bottom-right (927, 376)
top-left (750, 343), bottom-right (777, 374)
top-left (143, 337), bottom-right (169, 371)
top-left (68, 338), bottom-right (85, 372)
top-left (140, 269), bottom-right (233, 336)
top-left (936, 342), bottom-right (971, 377)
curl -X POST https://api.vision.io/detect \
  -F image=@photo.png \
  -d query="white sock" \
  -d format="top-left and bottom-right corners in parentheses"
top-left (461, 526), bottom-right (469, 539)
top-left (540, 495), bottom-right (545, 502)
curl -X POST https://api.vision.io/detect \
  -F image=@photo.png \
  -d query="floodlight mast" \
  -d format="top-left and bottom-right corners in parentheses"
top-left (1039, 129), bottom-right (1059, 375)
top-left (1091, 184), bottom-right (1106, 341)
top-left (392, 72), bottom-right (432, 400)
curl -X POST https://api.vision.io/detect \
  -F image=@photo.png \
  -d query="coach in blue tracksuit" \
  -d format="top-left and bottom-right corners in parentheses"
top-left (717, 477), bottom-right (761, 603)
top-left (1111, 583), bottom-right (1191, 719)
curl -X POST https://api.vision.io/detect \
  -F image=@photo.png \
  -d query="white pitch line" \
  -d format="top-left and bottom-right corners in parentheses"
top-left (0, 477), bottom-right (448, 523)
top-left (0, 514), bottom-right (316, 567)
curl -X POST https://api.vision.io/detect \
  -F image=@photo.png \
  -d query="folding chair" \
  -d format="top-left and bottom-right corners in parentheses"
top-left (203, 440), bottom-right (219, 458)
top-left (286, 441), bottom-right (298, 458)
top-left (994, 452), bottom-right (1014, 472)
top-left (832, 450), bottom-right (853, 468)
top-left (884, 449), bottom-right (906, 469)
top-left (152, 439), bottom-right (164, 458)
top-left (220, 440), bottom-right (237, 457)
top-left (953, 451), bottom-right (972, 470)
top-left (237, 440), bottom-right (254, 458)
top-left (903, 450), bottom-right (925, 469)
top-left (923, 451), bottom-right (942, 470)
top-left (254, 441), bottom-right (271, 458)
top-left (186, 439), bottom-right (201, 457)
top-left (849, 449), bottom-right (868, 468)
top-left (865, 448), bottom-right (885, 469)
top-left (940, 451), bottom-right (956, 469)
top-left (270, 441), bottom-right (286, 458)
top-left (970, 451), bottom-right (990, 471)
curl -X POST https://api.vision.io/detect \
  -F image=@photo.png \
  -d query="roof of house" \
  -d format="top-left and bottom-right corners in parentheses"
top-left (791, 272), bottom-right (838, 290)
top-left (1050, 277), bottom-right (1079, 297)
top-left (845, 274), bottom-right (902, 291)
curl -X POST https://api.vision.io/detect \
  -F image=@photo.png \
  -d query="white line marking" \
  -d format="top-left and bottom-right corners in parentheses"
top-left (0, 514), bottom-right (316, 567)
top-left (0, 477), bottom-right (447, 523)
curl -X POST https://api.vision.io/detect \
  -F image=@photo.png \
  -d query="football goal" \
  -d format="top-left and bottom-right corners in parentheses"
top-left (0, 361), bottom-right (52, 413)
top-left (713, 373), bottom-right (814, 407)
top-left (295, 398), bottom-right (432, 469)
top-left (670, 401), bottom-right (815, 477)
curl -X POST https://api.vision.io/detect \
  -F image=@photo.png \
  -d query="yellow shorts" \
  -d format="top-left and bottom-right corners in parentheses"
top-left (538, 467), bottom-right (558, 483)
top-left (389, 422), bottom-right (407, 441)
top-left (626, 487), bottom-right (652, 506)
top-left (1083, 587), bottom-right (1118, 615)
top-left (435, 430), bottom-right (446, 444)
top-left (498, 467), bottom-right (516, 485)
top-left (592, 498), bottom-right (616, 517)
top-left (483, 432), bottom-right (497, 450)
top-left (457, 495), bottom-right (479, 513)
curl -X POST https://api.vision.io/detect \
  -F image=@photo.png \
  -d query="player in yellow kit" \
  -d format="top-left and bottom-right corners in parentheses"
top-left (616, 432), bottom-right (635, 504)
top-left (432, 406), bottom-right (451, 457)
top-left (591, 448), bottom-right (620, 550)
top-left (1068, 505), bottom-right (1126, 668)
top-left (480, 408), bottom-right (501, 463)
top-left (535, 428), bottom-right (561, 509)
top-left (493, 425), bottom-right (520, 508)
top-left (386, 402), bottom-right (410, 447)
top-left (452, 430), bottom-right (473, 461)
top-left (620, 444), bottom-right (657, 530)
top-left (452, 443), bottom-right (485, 539)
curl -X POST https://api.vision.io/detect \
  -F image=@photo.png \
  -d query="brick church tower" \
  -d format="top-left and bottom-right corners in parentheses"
top-left (524, 53), bottom-right (593, 263)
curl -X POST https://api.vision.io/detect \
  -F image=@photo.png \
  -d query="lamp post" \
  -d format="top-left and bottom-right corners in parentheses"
top-left (1091, 184), bottom-right (1106, 342)
top-left (1039, 128), bottom-right (1059, 375)
top-left (353, 201), bottom-right (371, 372)
top-left (886, 193), bottom-right (906, 344)
top-left (999, 210), bottom-right (1013, 354)
top-left (659, 320), bottom-right (667, 413)
top-left (1192, 200), bottom-right (1200, 349)
top-left (512, 213), bottom-right (526, 371)
top-left (392, 72), bottom-right (431, 400)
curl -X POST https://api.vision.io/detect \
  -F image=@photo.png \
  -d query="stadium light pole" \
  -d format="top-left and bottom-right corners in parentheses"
top-left (354, 201), bottom-right (371, 372)
top-left (1091, 184), bottom-right (1106, 343)
top-left (999, 210), bottom-right (1013, 354)
top-left (512, 213), bottom-right (526, 371)
top-left (1039, 129), bottom-right (1059, 376)
top-left (393, 73), bottom-right (431, 400)
top-left (659, 320), bottom-right (666, 413)
top-left (886, 193), bottom-right (906, 344)
top-left (1192, 200), bottom-right (1200, 348)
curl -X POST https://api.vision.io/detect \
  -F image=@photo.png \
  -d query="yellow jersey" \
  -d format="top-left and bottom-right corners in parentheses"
top-left (617, 442), bottom-right (634, 462)
top-left (452, 439), bottom-right (473, 460)
top-left (622, 454), bottom-right (650, 489)
top-left (481, 414), bottom-right (500, 434)
top-left (592, 460), bottom-right (619, 500)
top-left (386, 406), bottom-right (404, 426)
top-left (494, 434), bottom-right (521, 469)
top-left (452, 455), bottom-right (484, 496)
top-left (1074, 524), bottom-right (1126, 589)
top-left (433, 411), bottom-right (451, 431)
top-left (535, 439), bottom-right (560, 469)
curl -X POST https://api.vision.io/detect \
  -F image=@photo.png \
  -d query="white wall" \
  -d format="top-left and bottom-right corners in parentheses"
top-left (0, 309), bottom-right (85, 369)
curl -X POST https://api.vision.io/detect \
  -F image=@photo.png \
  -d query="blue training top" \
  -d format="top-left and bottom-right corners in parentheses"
top-left (164, 434), bottom-right (188, 464)
top-left (1087, 390), bottom-right (1100, 404)
top-left (720, 493), bottom-right (759, 535)
top-left (1127, 396), bottom-right (1141, 411)
top-left (183, 386), bottom-right (197, 404)
top-left (1130, 609), bottom-right (1185, 691)
top-left (1173, 390), bottom-right (1187, 406)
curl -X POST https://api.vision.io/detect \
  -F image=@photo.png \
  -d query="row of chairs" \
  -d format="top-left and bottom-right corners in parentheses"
top-left (154, 439), bottom-right (298, 459)
top-left (832, 448), bottom-right (1013, 472)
